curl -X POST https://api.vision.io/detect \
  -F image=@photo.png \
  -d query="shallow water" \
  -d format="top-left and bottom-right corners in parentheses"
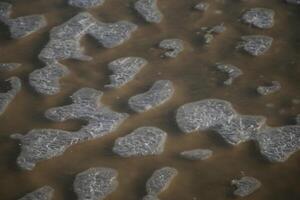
top-left (0, 0), bottom-right (300, 199)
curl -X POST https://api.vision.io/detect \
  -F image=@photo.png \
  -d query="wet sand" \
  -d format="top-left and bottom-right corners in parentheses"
top-left (0, 0), bottom-right (300, 199)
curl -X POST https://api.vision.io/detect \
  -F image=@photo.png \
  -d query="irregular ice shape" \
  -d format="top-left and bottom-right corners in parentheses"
top-left (176, 99), bottom-right (236, 133)
top-left (0, 3), bottom-right (46, 38)
top-left (87, 21), bottom-right (137, 48)
top-left (29, 63), bottom-right (70, 95)
top-left (257, 81), bottom-right (281, 96)
top-left (237, 35), bottom-right (273, 56)
top-left (176, 99), bottom-right (269, 146)
top-left (180, 149), bottom-right (213, 160)
top-left (105, 57), bottom-right (148, 89)
top-left (6, 15), bottom-right (47, 39)
top-left (38, 38), bottom-right (92, 64)
top-left (11, 129), bottom-right (78, 170)
top-left (18, 186), bottom-right (54, 200)
top-left (68, 0), bottom-right (105, 9)
top-left (74, 167), bottom-right (118, 200)
top-left (177, 99), bottom-right (299, 162)
top-left (257, 126), bottom-right (300, 162)
top-left (0, 63), bottom-right (21, 71)
top-left (231, 176), bottom-right (261, 197)
top-left (128, 80), bottom-right (174, 112)
top-left (159, 39), bottom-right (184, 58)
top-left (45, 88), bottom-right (128, 139)
top-left (215, 63), bottom-right (243, 85)
top-left (113, 127), bottom-right (167, 157)
top-left (39, 12), bottom-right (136, 64)
top-left (145, 167), bottom-right (178, 195)
top-left (134, 0), bottom-right (163, 23)
top-left (12, 88), bottom-right (128, 170)
top-left (50, 12), bottom-right (137, 46)
top-left (39, 12), bottom-right (96, 64)
top-left (12, 89), bottom-right (128, 170)
top-left (213, 115), bottom-right (266, 145)
top-left (50, 12), bottom-right (96, 40)
top-left (202, 23), bottom-right (226, 44)
top-left (241, 8), bottom-right (275, 29)
top-left (0, 77), bottom-right (21, 115)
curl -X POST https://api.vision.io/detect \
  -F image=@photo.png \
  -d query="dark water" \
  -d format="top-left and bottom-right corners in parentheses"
top-left (0, 0), bottom-right (300, 199)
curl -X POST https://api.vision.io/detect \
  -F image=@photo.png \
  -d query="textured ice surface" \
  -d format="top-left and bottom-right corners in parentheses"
top-left (257, 126), bottom-right (300, 162)
top-left (145, 167), bottom-right (178, 195)
top-left (237, 35), bottom-right (273, 56)
top-left (39, 12), bottom-right (136, 64)
top-left (213, 115), bottom-right (266, 145)
top-left (0, 3), bottom-right (46, 38)
top-left (176, 99), bottom-right (236, 133)
top-left (180, 149), bottom-right (213, 160)
top-left (216, 63), bottom-right (243, 85)
top-left (68, 0), bottom-right (105, 9)
top-left (74, 167), bottom-right (118, 200)
top-left (159, 39), bottom-right (184, 58)
top-left (12, 88), bottom-right (128, 170)
top-left (39, 13), bottom-right (94, 63)
top-left (6, 15), bottom-right (47, 39)
top-left (50, 12), bottom-right (96, 40)
top-left (176, 99), bottom-right (267, 145)
top-left (11, 129), bottom-right (78, 170)
top-left (45, 88), bottom-right (129, 139)
top-left (134, 0), bottom-right (163, 23)
top-left (38, 38), bottom-right (92, 64)
top-left (113, 127), bottom-right (167, 157)
top-left (0, 77), bottom-right (21, 116)
top-left (18, 186), bottom-right (54, 200)
top-left (87, 21), bottom-right (137, 48)
top-left (105, 57), bottom-right (148, 89)
top-left (0, 63), bottom-right (21, 71)
top-left (176, 99), bottom-right (300, 160)
top-left (128, 80), bottom-right (174, 112)
top-left (241, 8), bottom-right (275, 29)
top-left (29, 63), bottom-right (70, 95)
top-left (257, 81), bottom-right (281, 95)
top-left (231, 176), bottom-right (261, 197)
